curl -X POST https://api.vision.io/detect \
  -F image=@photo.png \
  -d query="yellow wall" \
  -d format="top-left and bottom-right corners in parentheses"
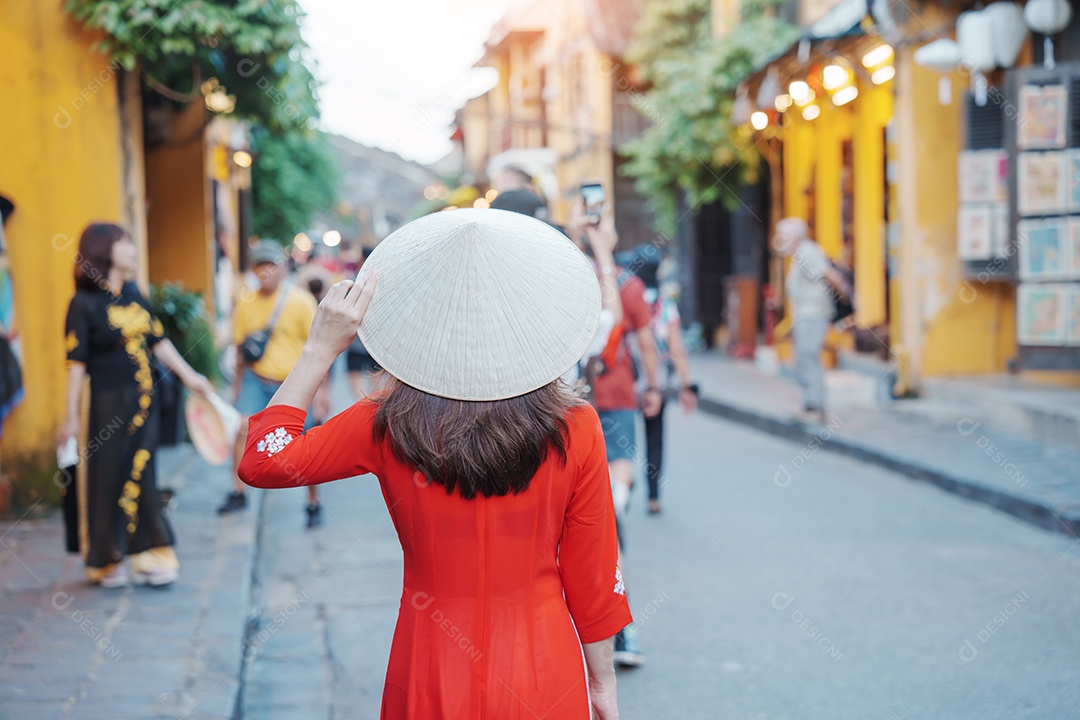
top-left (853, 78), bottom-right (891, 328)
top-left (921, 283), bottom-right (1017, 374)
top-left (893, 42), bottom-right (1018, 378)
top-left (782, 119), bottom-right (815, 227)
top-left (0, 5), bottom-right (142, 459)
top-left (813, 101), bottom-right (850, 259)
top-left (551, 44), bottom-right (614, 224)
top-left (475, 0), bottom-right (617, 226)
top-left (145, 103), bottom-right (213, 299)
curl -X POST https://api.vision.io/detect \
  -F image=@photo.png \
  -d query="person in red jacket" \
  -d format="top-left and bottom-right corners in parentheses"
top-left (239, 209), bottom-right (630, 720)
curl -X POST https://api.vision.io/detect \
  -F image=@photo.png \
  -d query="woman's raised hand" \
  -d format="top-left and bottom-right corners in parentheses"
top-left (308, 270), bottom-right (378, 360)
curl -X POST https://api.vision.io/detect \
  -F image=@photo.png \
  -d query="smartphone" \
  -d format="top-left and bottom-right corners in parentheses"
top-left (580, 183), bottom-right (605, 225)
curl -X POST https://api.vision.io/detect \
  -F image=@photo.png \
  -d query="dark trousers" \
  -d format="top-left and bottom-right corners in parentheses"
top-left (644, 399), bottom-right (666, 501)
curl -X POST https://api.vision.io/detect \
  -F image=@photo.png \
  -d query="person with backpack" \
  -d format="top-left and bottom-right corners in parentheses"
top-left (565, 207), bottom-right (661, 669)
top-left (218, 241), bottom-right (320, 523)
top-left (774, 217), bottom-right (850, 424)
top-left (640, 273), bottom-right (698, 516)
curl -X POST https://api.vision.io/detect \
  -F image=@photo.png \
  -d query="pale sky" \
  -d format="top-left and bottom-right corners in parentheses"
top-left (300, 0), bottom-right (514, 166)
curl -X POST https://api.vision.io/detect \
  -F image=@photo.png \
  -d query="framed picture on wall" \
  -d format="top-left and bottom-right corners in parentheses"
top-left (1018, 219), bottom-right (1067, 279)
top-left (1068, 287), bottom-right (1080, 346)
top-left (1067, 219), bottom-right (1080, 278)
top-left (1018, 152), bottom-right (1067, 216)
top-left (1067, 150), bottom-right (1080, 212)
top-left (1018, 84), bottom-right (1067, 150)
top-left (959, 150), bottom-right (1007, 204)
top-left (1018, 283), bottom-right (1067, 345)
top-left (991, 203), bottom-right (1010, 257)
top-left (958, 205), bottom-right (993, 259)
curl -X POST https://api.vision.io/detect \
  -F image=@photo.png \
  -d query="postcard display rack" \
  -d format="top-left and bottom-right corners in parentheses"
top-left (996, 64), bottom-right (1080, 369)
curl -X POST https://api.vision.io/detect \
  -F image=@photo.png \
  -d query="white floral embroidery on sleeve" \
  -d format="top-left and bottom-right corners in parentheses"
top-left (258, 427), bottom-right (294, 457)
top-left (613, 566), bottom-right (626, 595)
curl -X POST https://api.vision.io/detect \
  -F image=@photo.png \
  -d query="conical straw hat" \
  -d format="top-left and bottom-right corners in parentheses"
top-left (185, 393), bottom-right (241, 466)
top-left (356, 208), bottom-right (601, 401)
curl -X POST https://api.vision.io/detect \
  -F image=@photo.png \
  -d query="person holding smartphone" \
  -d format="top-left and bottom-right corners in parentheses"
top-left (566, 190), bottom-right (661, 668)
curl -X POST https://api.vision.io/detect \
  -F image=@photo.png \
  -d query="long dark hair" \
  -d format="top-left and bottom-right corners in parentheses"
top-left (373, 380), bottom-right (584, 499)
top-left (75, 223), bottom-right (127, 291)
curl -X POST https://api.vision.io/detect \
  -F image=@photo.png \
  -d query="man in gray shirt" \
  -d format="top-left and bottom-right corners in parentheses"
top-left (775, 218), bottom-right (847, 423)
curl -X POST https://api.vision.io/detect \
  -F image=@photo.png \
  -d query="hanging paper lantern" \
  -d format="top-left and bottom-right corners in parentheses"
top-left (957, 11), bottom-right (997, 71)
top-left (985, 2), bottom-right (1028, 67)
top-left (914, 39), bottom-right (962, 72)
top-left (1024, 0), bottom-right (1073, 34)
top-left (914, 39), bottom-right (960, 107)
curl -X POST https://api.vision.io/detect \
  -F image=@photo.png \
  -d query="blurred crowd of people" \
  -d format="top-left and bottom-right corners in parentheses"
top-left (57, 167), bottom-right (701, 680)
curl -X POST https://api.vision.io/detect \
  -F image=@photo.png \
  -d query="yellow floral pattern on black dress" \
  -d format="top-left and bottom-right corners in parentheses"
top-left (119, 449), bottom-right (150, 534)
top-left (65, 330), bottom-right (80, 369)
top-left (105, 303), bottom-right (162, 433)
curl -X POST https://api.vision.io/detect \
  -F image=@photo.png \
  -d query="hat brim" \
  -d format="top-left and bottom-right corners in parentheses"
top-left (356, 209), bottom-right (601, 401)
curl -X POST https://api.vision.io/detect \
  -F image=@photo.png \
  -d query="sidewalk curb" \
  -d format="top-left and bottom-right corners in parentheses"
top-left (696, 396), bottom-right (1080, 539)
top-left (233, 488), bottom-right (265, 720)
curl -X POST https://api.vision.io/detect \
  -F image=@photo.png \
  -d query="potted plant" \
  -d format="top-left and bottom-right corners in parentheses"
top-left (149, 283), bottom-right (220, 446)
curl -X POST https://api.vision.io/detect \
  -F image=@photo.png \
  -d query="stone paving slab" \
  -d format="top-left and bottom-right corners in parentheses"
top-left (690, 352), bottom-right (1080, 536)
top-left (0, 443), bottom-right (259, 720)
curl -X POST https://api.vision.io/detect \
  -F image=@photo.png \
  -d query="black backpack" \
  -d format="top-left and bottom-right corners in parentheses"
top-left (829, 261), bottom-right (855, 322)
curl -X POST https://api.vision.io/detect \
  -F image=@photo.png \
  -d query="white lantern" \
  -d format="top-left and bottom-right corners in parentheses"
top-left (1025, 0), bottom-right (1073, 68)
top-left (914, 39), bottom-right (963, 72)
top-left (1024, 0), bottom-right (1073, 34)
top-left (958, 11), bottom-right (997, 71)
top-left (914, 40), bottom-right (962, 107)
top-left (985, 2), bottom-right (1028, 68)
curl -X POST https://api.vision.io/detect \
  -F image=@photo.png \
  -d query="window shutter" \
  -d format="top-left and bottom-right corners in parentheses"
top-left (964, 94), bottom-right (1005, 150)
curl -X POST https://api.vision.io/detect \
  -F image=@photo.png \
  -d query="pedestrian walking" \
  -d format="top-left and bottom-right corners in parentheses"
top-left (490, 166), bottom-right (549, 221)
top-left (346, 249), bottom-right (382, 401)
top-left (218, 240), bottom-right (320, 526)
top-left (564, 206), bottom-right (661, 668)
top-left (299, 275), bottom-right (335, 528)
top-left (58, 223), bottom-right (214, 587)
top-left (239, 209), bottom-right (630, 720)
top-left (640, 275), bottom-right (698, 515)
top-left (774, 217), bottom-right (848, 423)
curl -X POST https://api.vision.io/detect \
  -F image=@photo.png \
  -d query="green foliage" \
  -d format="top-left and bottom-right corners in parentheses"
top-left (622, 3), bottom-right (797, 234)
top-left (65, 0), bottom-right (318, 131)
top-left (150, 283), bottom-right (220, 381)
top-left (626, 0), bottom-right (712, 82)
top-left (250, 129), bottom-right (340, 243)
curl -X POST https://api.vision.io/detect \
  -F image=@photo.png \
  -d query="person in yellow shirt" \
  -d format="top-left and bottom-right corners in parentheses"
top-left (218, 241), bottom-right (326, 524)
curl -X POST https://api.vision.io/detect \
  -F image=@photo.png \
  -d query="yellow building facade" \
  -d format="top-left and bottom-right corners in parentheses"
top-left (0, 3), bottom-right (242, 483)
top-left (724, 0), bottom-right (1053, 387)
top-left (465, 0), bottom-right (621, 230)
top-left (0, 4), bottom-right (147, 469)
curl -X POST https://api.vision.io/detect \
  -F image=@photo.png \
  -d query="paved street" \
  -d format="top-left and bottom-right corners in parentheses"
top-left (3, 399), bottom-right (1080, 719)
top-left (240, 405), bottom-right (1080, 720)
top-left (0, 445), bottom-right (256, 720)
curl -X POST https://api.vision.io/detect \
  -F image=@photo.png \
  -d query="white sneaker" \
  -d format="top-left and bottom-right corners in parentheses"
top-left (133, 567), bottom-right (179, 587)
top-left (98, 565), bottom-right (129, 589)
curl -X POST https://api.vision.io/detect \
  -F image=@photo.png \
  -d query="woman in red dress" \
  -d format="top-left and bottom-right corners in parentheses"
top-left (239, 209), bottom-right (631, 719)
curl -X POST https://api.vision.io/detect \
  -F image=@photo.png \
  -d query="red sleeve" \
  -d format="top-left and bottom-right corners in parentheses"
top-left (619, 275), bottom-right (651, 332)
top-left (238, 400), bottom-right (384, 489)
top-left (558, 405), bottom-right (633, 643)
